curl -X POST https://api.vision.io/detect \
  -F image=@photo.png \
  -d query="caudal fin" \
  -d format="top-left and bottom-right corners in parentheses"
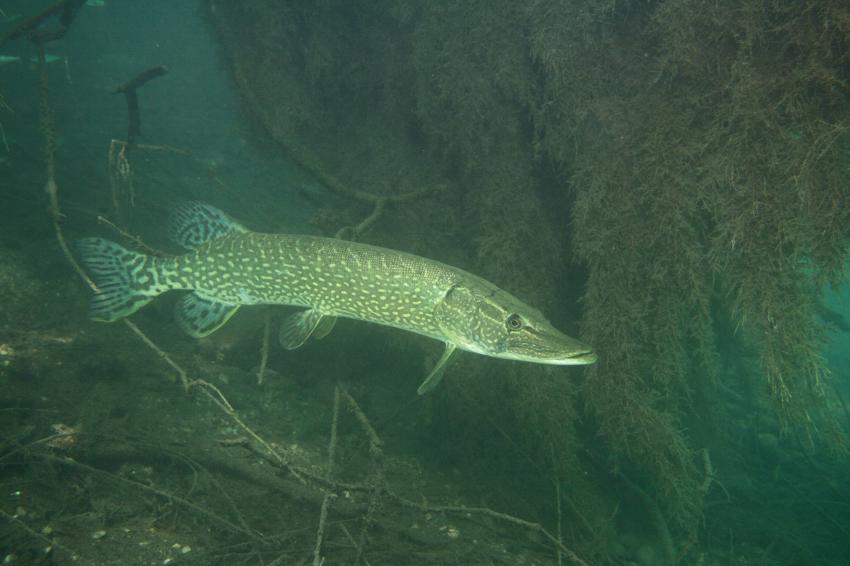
top-left (77, 238), bottom-right (162, 322)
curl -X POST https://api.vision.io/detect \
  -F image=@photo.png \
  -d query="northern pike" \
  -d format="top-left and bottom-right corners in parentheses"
top-left (78, 202), bottom-right (596, 393)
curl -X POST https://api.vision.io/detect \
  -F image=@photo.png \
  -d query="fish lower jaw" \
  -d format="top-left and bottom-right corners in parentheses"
top-left (563, 352), bottom-right (598, 365)
top-left (495, 351), bottom-right (598, 365)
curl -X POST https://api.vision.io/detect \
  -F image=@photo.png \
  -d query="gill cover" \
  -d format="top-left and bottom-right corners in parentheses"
top-left (434, 284), bottom-right (508, 356)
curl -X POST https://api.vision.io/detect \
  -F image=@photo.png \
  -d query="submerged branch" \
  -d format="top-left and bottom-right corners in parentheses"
top-left (0, 0), bottom-right (86, 47)
top-left (114, 65), bottom-right (169, 146)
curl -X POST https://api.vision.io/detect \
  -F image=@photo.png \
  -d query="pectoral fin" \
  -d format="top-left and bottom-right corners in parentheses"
top-left (174, 292), bottom-right (240, 337)
top-left (416, 342), bottom-right (458, 395)
top-left (279, 309), bottom-right (328, 350)
top-left (312, 315), bottom-right (337, 340)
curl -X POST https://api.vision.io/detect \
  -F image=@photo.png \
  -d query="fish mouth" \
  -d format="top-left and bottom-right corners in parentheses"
top-left (502, 349), bottom-right (597, 365)
top-left (566, 350), bottom-right (598, 364)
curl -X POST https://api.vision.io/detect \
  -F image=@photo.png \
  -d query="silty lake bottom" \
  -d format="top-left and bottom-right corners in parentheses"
top-left (0, 1), bottom-right (849, 564)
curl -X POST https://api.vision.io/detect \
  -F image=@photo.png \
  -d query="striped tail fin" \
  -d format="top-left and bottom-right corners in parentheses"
top-left (77, 238), bottom-right (164, 322)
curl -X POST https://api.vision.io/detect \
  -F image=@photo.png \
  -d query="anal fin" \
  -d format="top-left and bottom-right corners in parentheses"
top-left (174, 292), bottom-right (240, 337)
top-left (416, 342), bottom-right (458, 395)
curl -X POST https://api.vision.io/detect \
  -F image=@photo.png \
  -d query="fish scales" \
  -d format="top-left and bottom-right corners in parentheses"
top-left (77, 202), bottom-right (596, 394)
top-left (169, 232), bottom-right (458, 338)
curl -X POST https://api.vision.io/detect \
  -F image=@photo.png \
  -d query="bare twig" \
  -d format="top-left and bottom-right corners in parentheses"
top-left (340, 389), bottom-right (383, 455)
top-left (121, 318), bottom-right (308, 484)
top-left (316, 166), bottom-right (442, 206)
top-left (556, 481), bottom-right (563, 566)
top-left (114, 66), bottom-right (168, 147)
top-left (122, 319), bottom-right (190, 389)
top-left (339, 524), bottom-right (372, 566)
top-left (219, 390), bottom-right (591, 564)
top-left (289, 145), bottom-right (444, 240)
top-left (311, 386), bottom-right (342, 565)
top-left (0, 507), bottom-right (77, 560)
top-left (0, 0), bottom-right (85, 48)
top-left (328, 386), bottom-right (340, 478)
top-left (312, 492), bottom-right (335, 566)
top-left (97, 215), bottom-right (163, 256)
top-left (0, 120), bottom-right (9, 153)
top-left (257, 311), bottom-right (271, 386)
top-left (135, 143), bottom-right (192, 154)
top-left (37, 453), bottom-right (261, 540)
top-left (35, 41), bottom-right (97, 292)
top-left (340, 389), bottom-right (384, 564)
top-left (108, 139), bottom-right (134, 223)
top-left (389, 494), bottom-right (591, 566)
top-left (334, 197), bottom-right (387, 240)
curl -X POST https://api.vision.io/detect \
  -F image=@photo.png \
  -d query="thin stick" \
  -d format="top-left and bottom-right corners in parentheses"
top-left (0, 120), bottom-right (9, 153)
top-left (312, 492), bottom-right (334, 566)
top-left (340, 389), bottom-right (383, 454)
top-left (390, 495), bottom-right (590, 566)
top-left (556, 481), bottom-right (563, 566)
top-left (197, 380), bottom-right (306, 483)
top-left (121, 318), bottom-right (307, 484)
top-left (302, 155), bottom-right (443, 206)
top-left (108, 139), bottom-right (133, 224)
top-left (220, 389), bottom-right (590, 564)
top-left (0, 0), bottom-right (85, 47)
top-left (340, 389), bottom-right (384, 564)
top-left (257, 311), bottom-right (271, 386)
top-left (135, 143), bottom-right (191, 154)
top-left (48, 179), bottom-right (97, 290)
top-left (123, 319), bottom-right (190, 390)
top-left (339, 525), bottom-right (373, 566)
top-left (35, 41), bottom-right (97, 292)
top-left (114, 66), bottom-right (168, 146)
top-left (97, 215), bottom-right (163, 256)
top-left (38, 453), bottom-right (260, 539)
top-left (334, 197), bottom-right (387, 241)
top-left (311, 386), bottom-right (342, 565)
top-left (281, 141), bottom-right (443, 239)
top-left (0, 507), bottom-right (77, 559)
top-left (328, 386), bottom-right (340, 478)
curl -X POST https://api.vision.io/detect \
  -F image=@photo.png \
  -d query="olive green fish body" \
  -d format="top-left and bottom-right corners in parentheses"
top-left (78, 203), bottom-right (596, 393)
top-left (170, 232), bottom-right (462, 339)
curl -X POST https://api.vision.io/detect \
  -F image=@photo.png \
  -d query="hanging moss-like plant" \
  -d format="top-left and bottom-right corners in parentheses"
top-left (210, 0), bottom-right (850, 558)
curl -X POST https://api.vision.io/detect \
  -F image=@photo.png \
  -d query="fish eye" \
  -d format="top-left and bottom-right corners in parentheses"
top-left (505, 313), bottom-right (523, 331)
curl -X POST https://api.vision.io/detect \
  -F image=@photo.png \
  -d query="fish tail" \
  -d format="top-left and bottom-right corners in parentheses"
top-left (77, 238), bottom-right (166, 322)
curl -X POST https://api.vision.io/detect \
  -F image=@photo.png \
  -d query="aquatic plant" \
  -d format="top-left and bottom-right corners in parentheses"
top-left (209, 0), bottom-right (850, 560)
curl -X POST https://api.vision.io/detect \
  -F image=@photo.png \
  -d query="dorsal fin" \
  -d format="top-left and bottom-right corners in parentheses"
top-left (169, 202), bottom-right (247, 250)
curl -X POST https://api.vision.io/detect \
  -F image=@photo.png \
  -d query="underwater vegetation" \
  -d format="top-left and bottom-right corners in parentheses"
top-left (210, 0), bottom-right (850, 563)
top-left (0, 0), bottom-right (848, 564)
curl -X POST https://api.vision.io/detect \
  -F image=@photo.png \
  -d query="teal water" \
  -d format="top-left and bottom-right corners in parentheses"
top-left (0, 2), bottom-right (848, 565)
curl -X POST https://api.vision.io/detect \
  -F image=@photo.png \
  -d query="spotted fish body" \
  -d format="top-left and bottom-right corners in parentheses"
top-left (174, 232), bottom-right (460, 339)
top-left (78, 203), bottom-right (596, 393)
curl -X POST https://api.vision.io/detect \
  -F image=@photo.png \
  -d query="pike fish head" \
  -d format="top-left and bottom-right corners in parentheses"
top-left (435, 283), bottom-right (597, 365)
